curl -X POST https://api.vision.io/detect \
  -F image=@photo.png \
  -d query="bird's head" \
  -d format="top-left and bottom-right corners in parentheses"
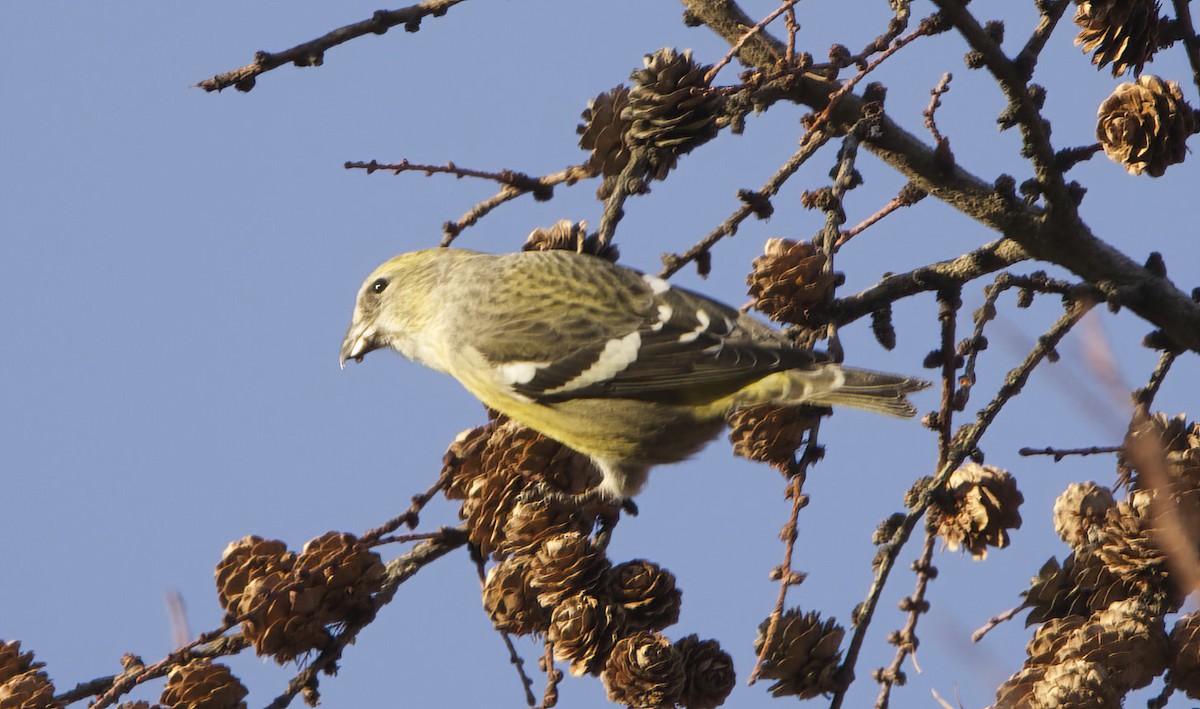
top-left (339, 249), bottom-right (451, 369)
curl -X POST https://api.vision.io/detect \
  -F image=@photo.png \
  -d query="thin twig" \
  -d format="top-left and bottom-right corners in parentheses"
top-left (1013, 1), bottom-right (1070, 79)
top-left (747, 419), bottom-right (822, 685)
top-left (659, 128), bottom-right (830, 278)
top-left (345, 159), bottom-right (551, 195)
top-left (832, 183), bottom-right (927, 250)
top-left (439, 165), bottom-right (593, 245)
top-left (874, 530), bottom-right (938, 708)
top-left (970, 604), bottom-right (1021, 643)
top-left (197, 0), bottom-right (467, 92)
top-left (474, 557), bottom-right (538, 707)
top-left (1017, 445), bottom-right (1122, 461)
top-left (362, 473), bottom-right (449, 543)
top-left (922, 73), bottom-right (953, 144)
top-left (705, 0), bottom-right (799, 83)
top-left (1170, 0), bottom-right (1200, 95)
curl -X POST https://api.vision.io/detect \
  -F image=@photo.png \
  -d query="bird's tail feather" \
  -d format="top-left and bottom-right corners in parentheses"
top-left (803, 366), bottom-right (931, 418)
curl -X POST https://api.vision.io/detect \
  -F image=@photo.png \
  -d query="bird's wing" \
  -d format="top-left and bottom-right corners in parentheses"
top-left (463, 251), bottom-right (825, 403)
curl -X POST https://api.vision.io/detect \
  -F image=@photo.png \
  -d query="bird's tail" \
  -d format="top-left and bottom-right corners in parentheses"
top-left (801, 366), bottom-right (931, 418)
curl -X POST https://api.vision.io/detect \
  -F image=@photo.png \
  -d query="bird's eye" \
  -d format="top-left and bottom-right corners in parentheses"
top-left (370, 278), bottom-right (389, 294)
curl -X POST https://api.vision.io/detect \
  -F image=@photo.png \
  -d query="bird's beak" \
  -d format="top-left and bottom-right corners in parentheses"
top-left (340, 320), bottom-right (382, 369)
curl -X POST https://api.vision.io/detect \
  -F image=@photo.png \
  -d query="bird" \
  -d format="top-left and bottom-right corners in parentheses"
top-left (341, 247), bottom-right (929, 499)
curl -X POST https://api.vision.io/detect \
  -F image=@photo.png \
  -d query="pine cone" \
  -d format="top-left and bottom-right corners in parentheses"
top-left (674, 635), bottom-right (735, 709)
top-left (1053, 482), bottom-right (1115, 549)
top-left (608, 560), bottom-right (682, 632)
top-left (160, 660), bottom-right (248, 709)
top-left (1092, 501), bottom-right (1180, 613)
top-left (522, 220), bottom-right (619, 262)
top-left (1056, 598), bottom-right (1168, 691)
top-left (442, 424), bottom-right (493, 501)
top-left (1169, 611), bottom-right (1200, 699)
top-left (929, 463), bottom-right (1023, 560)
top-left (1073, 0), bottom-right (1164, 76)
top-left (484, 418), bottom-right (601, 496)
top-left (746, 239), bottom-right (837, 326)
top-left (1030, 659), bottom-right (1119, 709)
top-left (462, 465), bottom-right (528, 559)
top-left (753, 609), bottom-right (844, 699)
top-left (529, 532), bottom-right (610, 609)
top-left (0, 671), bottom-right (54, 709)
top-left (577, 87), bottom-right (633, 198)
top-left (994, 664), bottom-right (1045, 709)
top-left (1021, 553), bottom-right (1141, 625)
top-left (1097, 75), bottom-right (1197, 177)
top-left (602, 631), bottom-right (686, 709)
top-left (502, 497), bottom-right (596, 558)
top-left (625, 48), bottom-right (723, 181)
top-left (214, 536), bottom-right (294, 617)
top-left (727, 405), bottom-right (819, 466)
top-left (1025, 615), bottom-right (1087, 666)
top-left (237, 563), bottom-right (332, 662)
top-left (294, 532), bottom-right (386, 625)
top-left (0, 642), bottom-right (42, 686)
top-left (482, 557), bottom-right (547, 636)
top-left (547, 593), bottom-right (623, 677)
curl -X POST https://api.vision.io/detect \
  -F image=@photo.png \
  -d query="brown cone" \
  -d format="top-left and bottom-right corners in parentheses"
top-left (727, 405), bottom-right (819, 467)
top-left (1074, 0), bottom-right (1164, 77)
top-left (295, 532), bottom-right (386, 626)
top-left (993, 664), bottom-right (1045, 709)
top-left (607, 560), bottom-right (682, 632)
top-left (1169, 611), bottom-right (1200, 699)
top-left (160, 660), bottom-right (248, 709)
top-left (529, 532), bottom-right (610, 609)
top-left (753, 609), bottom-right (844, 699)
top-left (0, 671), bottom-right (54, 709)
top-left (626, 48), bottom-right (723, 181)
top-left (1097, 75), bottom-right (1197, 177)
top-left (602, 631), bottom-right (686, 709)
top-left (482, 557), bottom-right (547, 637)
top-left (1056, 598), bottom-right (1168, 691)
top-left (1053, 482), bottom-right (1115, 550)
top-left (236, 564), bottom-right (331, 662)
top-left (462, 465), bottom-right (528, 559)
top-left (577, 86), bottom-right (633, 198)
top-left (1025, 615), bottom-right (1088, 666)
top-left (442, 424), bottom-right (493, 501)
top-left (746, 239), bottom-right (837, 327)
top-left (674, 635), bottom-right (735, 709)
top-left (1092, 501), bottom-right (1180, 613)
top-left (0, 642), bottom-right (42, 686)
top-left (1030, 659), bottom-right (1119, 708)
top-left (547, 593), bottom-right (623, 677)
top-left (214, 536), bottom-right (294, 618)
top-left (522, 220), bottom-right (619, 262)
top-left (929, 463), bottom-right (1023, 560)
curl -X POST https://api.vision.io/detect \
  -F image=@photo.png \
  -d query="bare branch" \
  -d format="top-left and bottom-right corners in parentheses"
top-left (197, 0), bottom-right (467, 92)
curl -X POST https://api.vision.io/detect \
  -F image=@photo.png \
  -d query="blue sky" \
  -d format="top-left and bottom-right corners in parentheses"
top-left (2, 1), bottom-right (1198, 707)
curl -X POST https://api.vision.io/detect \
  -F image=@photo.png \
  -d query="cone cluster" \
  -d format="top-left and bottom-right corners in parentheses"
top-left (746, 239), bottom-right (837, 327)
top-left (214, 532), bottom-right (385, 662)
top-left (752, 609), bottom-right (845, 699)
top-left (160, 660), bottom-right (248, 709)
top-left (997, 411), bottom-right (1200, 706)
top-left (1073, 0), bottom-right (1164, 76)
top-left (447, 416), bottom-right (733, 708)
top-left (577, 48), bottom-right (722, 197)
top-left (1097, 75), bottom-right (1196, 177)
top-left (927, 463), bottom-right (1024, 560)
top-left (0, 641), bottom-right (53, 709)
